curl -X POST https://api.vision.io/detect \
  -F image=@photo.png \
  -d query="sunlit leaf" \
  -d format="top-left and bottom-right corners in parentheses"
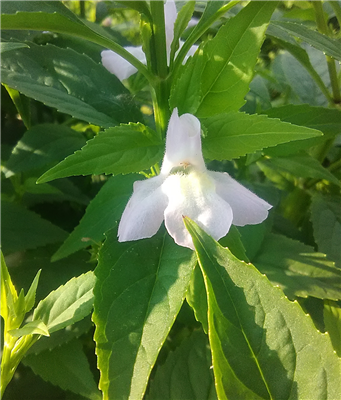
top-left (9, 320), bottom-right (49, 337)
top-left (324, 300), bottom-right (341, 357)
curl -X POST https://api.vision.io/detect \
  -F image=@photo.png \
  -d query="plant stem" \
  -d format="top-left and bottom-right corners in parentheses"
top-left (312, 0), bottom-right (341, 105)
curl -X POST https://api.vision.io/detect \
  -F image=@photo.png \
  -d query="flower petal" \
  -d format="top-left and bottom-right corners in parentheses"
top-left (162, 171), bottom-right (233, 249)
top-left (209, 171), bottom-right (272, 226)
top-left (161, 108), bottom-right (206, 175)
top-left (101, 46), bottom-right (146, 81)
top-left (118, 175), bottom-right (168, 242)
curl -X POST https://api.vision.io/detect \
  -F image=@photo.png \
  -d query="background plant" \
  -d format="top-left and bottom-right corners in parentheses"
top-left (1, 1), bottom-right (341, 399)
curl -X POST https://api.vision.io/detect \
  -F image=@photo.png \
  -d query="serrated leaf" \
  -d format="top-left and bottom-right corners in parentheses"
top-left (147, 330), bottom-right (216, 400)
top-left (25, 269), bottom-right (41, 313)
top-left (184, 217), bottom-right (341, 400)
top-left (4, 124), bottom-right (87, 178)
top-left (23, 339), bottom-right (101, 400)
top-left (93, 229), bottom-right (196, 400)
top-left (263, 105), bottom-right (341, 156)
top-left (196, 1), bottom-right (278, 117)
top-left (253, 233), bottom-right (341, 301)
top-left (9, 320), bottom-right (49, 337)
top-left (201, 111), bottom-right (322, 161)
top-left (1, 43), bottom-right (142, 128)
top-left (1, 200), bottom-right (67, 255)
top-left (33, 271), bottom-right (95, 333)
top-left (259, 152), bottom-right (340, 187)
top-left (0, 41), bottom-right (29, 53)
top-left (37, 123), bottom-right (163, 183)
top-left (52, 174), bottom-right (142, 261)
top-left (324, 300), bottom-right (341, 357)
top-left (311, 195), bottom-right (341, 268)
top-left (271, 20), bottom-right (341, 61)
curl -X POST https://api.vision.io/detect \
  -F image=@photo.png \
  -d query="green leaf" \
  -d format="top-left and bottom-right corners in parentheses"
top-left (24, 269), bottom-right (41, 313)
top-left (259, 152), bottom-right (340, 187)
top-left (201, 111), bottom-right (322, 161)
top-left (4, 124), bottom-right (87, 178)
top-left (147, 329), bottom-right (216, 400)
top-left (271, 20), bottom-right (341, 61)
top-left (311, 195), bottom-right (341, 268)
top-left (1, 251), bottom-right (18, 322)
top-left (0, 41), bottom-right (29, 53)
top-left (1, 200), bottom-right (67, 255)
top-left (37, 123), bottom-right (163, 183)
top-left (324, 300), bottom-right (341, 357)
top-left (263, 105), bottom-right (341, 156)
top-left (52, 174), bottom-right (142, 261)
top-left (93, 229), bottom-right (196, 400)
top-left (23, 339), bottom-right (101, 400)
top-left (33, 271), bottom-right (95, 334)
top-left (9, 320), bottom-right (49, 337)
top-left (184, 217), bottom-right (341, 400)
top-left (1, 43), bottom-right (142, 128)
top-left (196, 1), bottom-right (278, 117)
top-left (253, 233), bottom-right (341, 301)
top-left (3, 84), bottom-right (31, 129)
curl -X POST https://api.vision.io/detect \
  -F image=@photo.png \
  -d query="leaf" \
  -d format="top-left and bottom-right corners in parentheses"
top-left (93, 229), bottom-right (196, 400)
top-left (23, 339), bottom-right (101, 400)
top-left (52, 174), bottom-right (142, 261)
top-left (3, 84), bottom-right (31, 129)
top-left (252, 233), bottom-right (341, 301)
top-left (4, 124), bottom-right (87, 178)
top-left (1, 251), bottom-right (18, 322)
top-left (33, 271), bottom-right (95, 334)
top-left (37, 123), bottom-right (163, 183)
top-left (1, 43), bottom-right (142, 128)
top-left (0, 41), bottom-right (29, 53)
top-left (271, 20), bottom-right (341, 61)
top-left (311, 195), bottom-right (341, 268)
top-left (146, 329), bottom-right (216, 400)
top-left (263, 105), bottom-right (341, 156)
top-left (201, 111), bottom-right (322, 161)
top-left (1, 200), bottom-right (67, 255)
top-left (259, 152), bottom-right (340, 187)
top-left (24, 269), bottom-right (41, 313)
top-left (9, 320), bottom-right (49, 337)
top-left (324, 300), bottom-right (341, 357)
top-left (184, 217), bottom-right (341, 400)
top-left (196, 1), bottom-right (278, 117)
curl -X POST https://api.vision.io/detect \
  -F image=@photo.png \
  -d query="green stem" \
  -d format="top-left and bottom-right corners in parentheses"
top-left (312, 1), bottom-right (341, 104)
top-left (172, 0), bottom-right (240, 78)
top-left (79, 1), bottom-right (85, 19)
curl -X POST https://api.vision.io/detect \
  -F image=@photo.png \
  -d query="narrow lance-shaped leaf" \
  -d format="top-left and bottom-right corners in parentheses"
top-left (93, 229), bottom-right (196, 400)
top-left (9, 320), bottom-right (49, 338)
top-left (37, 124), bottom-right (163, 183)
top-left (184, 217), bottom-right (341, 400)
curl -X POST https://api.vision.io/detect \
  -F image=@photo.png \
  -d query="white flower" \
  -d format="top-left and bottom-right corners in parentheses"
top-left (101, 0), bottom-right (198, 80)
top-left (118, 109), bottom-right (272, 250)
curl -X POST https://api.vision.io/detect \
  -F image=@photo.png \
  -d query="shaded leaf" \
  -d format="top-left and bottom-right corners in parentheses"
top-left (147, 329), bottom-right (216, 400)
top-left (52, 174), bottom-right (142, 261)
top-left (33, 271), bottom-right (95, 333)
top-left (37, 123), bottom-right (163, 183)
top-left (324, 300), bottom-right (341, 357)
top-left (93, 229), bottom-right (196, 400)
top-left (202, 111), bottom-right (322, 161)
top-left (0, 41), bottom-right (29, 53)
top-left (24, 339), bottom-right (101, 400)
top-left (1, 200), bottom-right (67, 255)
top-left (253, 233), bottom-right (341, 301)
top-left (1, 43), bottom-right (142, 128)
top-left (184, 217), bottom-right (341, 400)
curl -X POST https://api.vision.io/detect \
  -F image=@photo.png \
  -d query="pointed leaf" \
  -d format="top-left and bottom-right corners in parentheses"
top-left (24, 339), bottom-right (101, 400)
top-left (253, 233), bottom-right (341, 301)
top-left (1, 43), bottom-right (142, 128)
top-left (37, 124), bottom-right (163, 183)
top-left (1, 251), bottom-right (18, 322)
top-left (33, 271), bottom-right (95, 333)
top-left (52, 174), bottom-right (142, 261)
top-left (202, 111), bottom-right (322, 161)
top-left (25, 269), bottom-right (41, 313)
top-left (93, 229), bottom-right (196, 400)
top-left (9, 320), bottom-right (49, 337)
top-left (324, 300), bottom-right (341, 357)
top-left (0, 41), bottom-right (29, 53)
top-left (1, 200), bottom-right (67, 254)
top-left (196, 1), bottom-right (278, 117)
top-left (184, 217), bottom-right (341, 400)
top-left (147, 330), bottom-right (216, 400)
